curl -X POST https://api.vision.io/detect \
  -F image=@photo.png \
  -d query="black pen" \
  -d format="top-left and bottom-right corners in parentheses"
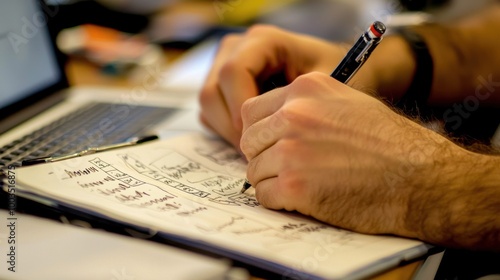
top-left (22, 135), bottom-right (159, 166)
top-left (330, 21), bottom-right (386, 82)
top-left (240, 21), bottom-right (386, 194)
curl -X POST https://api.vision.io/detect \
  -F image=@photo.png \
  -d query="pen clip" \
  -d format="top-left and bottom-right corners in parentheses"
top-left (21, 135), bottom-right (159, 166)
top-left (355, 36), bottom-right (375, 63)
top-left (49, 148), bottom-right (97, 163)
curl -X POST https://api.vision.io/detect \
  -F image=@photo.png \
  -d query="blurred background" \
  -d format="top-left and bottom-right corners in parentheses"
top-left (40, 0), bottom-right (497, 89)
top-left (47, 0), bottom-right (497, 58)
top-left (41, 0), bottom-right (498, 144)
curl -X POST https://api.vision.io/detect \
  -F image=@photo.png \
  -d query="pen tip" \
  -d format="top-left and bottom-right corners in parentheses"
top-left (240, 179), bottom-right (252, 194)
top-left (243, 179), bottom-right (251, 187)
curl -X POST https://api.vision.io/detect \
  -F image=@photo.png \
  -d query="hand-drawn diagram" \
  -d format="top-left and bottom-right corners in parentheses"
top-left (84, 156), bottom-right (271, 235)
top-left (20, 132), bottom-right (424, 279)
top-left (117, 151), bottom-right (259, 207)
top-left (82, 151), bottom-right (343, 243)
top-left (84, 152), bottom-right (344, 243)
top-left (54, 133), bottom-right (356, 243)
top-left (194, 138), bottom-right (241, 166)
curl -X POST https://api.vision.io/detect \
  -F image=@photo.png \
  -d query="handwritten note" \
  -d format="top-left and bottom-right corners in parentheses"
top-left (14, 132), bottom-right (426, 279)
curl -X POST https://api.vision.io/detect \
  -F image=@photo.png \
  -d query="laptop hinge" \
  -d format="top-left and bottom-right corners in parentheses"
top-left (0, 90), bottom-right (67, 135)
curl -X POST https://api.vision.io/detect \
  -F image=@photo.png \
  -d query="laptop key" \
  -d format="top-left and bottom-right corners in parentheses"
top-left (2, 103), bottom-right (178, 166)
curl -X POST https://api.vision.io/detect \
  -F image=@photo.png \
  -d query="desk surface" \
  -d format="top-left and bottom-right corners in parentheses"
top-left (65, 52), bottom-right (424, 280)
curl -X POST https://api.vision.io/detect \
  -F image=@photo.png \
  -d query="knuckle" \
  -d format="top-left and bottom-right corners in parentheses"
top-left (246, 156), bottom-right (261, 181)
top-left (198, 85), bottom-right (210, 102)
top-left (289, 74), bottom-right (313, 95)
top-left (245, 24), bottom-right (279, 36)
top-left (274, 139), bottom-right (298, 159)
top-left (219, 33), bottom-right (241, 48)
top-left (305, 71), bottom-right (328, 80)
top-left (277, 170), bottom-right (305, 201)
top-left (240, 97), bottom-right (254, 118)
top-left (278, 103), bottom-right (299, 122)
top-left (292, 72), bottom-right (325, 88)
top-left (277, 102), bottom-right (307, 129)
top-left (231, 112), bottom-right (243, 132)
top-left (288, 72), bottom-right (334, 102)
top-left (198, 85), bottom-right (217, 107)
top-left (240, 132), bottom-right (257, 160)
top-left (267, 111), bottom-right (290, 135)
top-left (254, 187), bottom-right (272, 208)
top-left (275, 139), bottom-right (311, 169)
top-left (219, 59), bottom-right (240, 79)
top-left (273, 140), bottom-right (301, 172)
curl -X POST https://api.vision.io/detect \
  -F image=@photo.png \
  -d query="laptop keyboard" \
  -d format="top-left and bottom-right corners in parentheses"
top-left (0, 102), bottom-right (178, 168)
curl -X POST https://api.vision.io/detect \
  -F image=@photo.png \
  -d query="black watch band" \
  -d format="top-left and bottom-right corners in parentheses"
top-left (394, 28), bottom-right (434, 118)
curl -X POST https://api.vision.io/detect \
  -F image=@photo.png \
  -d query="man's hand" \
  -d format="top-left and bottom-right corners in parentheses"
top-left (240, 72), bottom-right (500, 250)
top-left (199, 25), bottom-right (351, 148)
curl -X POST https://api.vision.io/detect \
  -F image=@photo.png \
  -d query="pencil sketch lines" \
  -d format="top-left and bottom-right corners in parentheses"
top-left (88, 157), bottom-right (178, 201)
top-left (89, 158), bottom-right (145, 188)
top-left (215, 216), bottom-right (244, 231)
top-left (118, 153), bottom-right (211, 199)
top-left (194, 138), bottom-right (241, 165)
top-left (117, 151), bottom-right (259, 207)
top-left (150, 151), bottom-right (217, 183)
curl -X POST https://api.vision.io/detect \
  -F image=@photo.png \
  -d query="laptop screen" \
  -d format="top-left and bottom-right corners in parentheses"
top-left (0, 0), bottom-right (67, 129)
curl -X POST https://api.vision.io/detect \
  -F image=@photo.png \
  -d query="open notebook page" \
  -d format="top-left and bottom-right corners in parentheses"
top-left (11, 132), bottom-right (429, 279)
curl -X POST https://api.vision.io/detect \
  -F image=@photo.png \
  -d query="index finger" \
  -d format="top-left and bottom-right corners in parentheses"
top-left (240, 85), bottom-right (288, 133)
top-left (218, 27), bottom-right (291, 131)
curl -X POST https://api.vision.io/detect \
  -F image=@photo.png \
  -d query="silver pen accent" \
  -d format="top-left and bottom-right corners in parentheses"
top-left (22, 135), bottom-right (158, 166)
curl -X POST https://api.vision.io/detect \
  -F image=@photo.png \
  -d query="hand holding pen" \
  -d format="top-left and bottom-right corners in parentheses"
top-left (199, 25), bottom-right (358, 149)
top-left (240, 22), bottom-right (386, 193)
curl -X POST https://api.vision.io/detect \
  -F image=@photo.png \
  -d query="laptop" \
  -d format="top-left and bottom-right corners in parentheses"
top-left (0, 0), bottom-right (203, 173)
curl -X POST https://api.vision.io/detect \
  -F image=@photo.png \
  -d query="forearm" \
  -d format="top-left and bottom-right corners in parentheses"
top-left (404, 146), bottom-right (500, 250)
top-left (359, 4), bottom-right (500, 106)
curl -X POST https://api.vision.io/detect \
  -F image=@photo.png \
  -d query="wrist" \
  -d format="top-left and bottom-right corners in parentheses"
top-left (404, 142), bottom-right (500, 249)
top-left (384, 128), bottom-right (456, 239)
top-left (352, 35), bottom-right (417, 100)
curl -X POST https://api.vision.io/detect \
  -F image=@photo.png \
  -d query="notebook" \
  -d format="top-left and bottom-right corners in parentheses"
top-left (7, 132), bottom-right (432, 279)
top-left (0, 0), bottom-right (201, 172)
